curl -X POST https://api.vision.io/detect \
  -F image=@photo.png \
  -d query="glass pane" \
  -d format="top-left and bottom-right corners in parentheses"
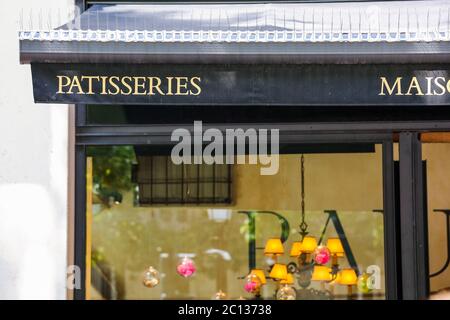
top-left (86, 145), bottom-right (385, 300)
top-left (422, 143), bottom-right (450, 298)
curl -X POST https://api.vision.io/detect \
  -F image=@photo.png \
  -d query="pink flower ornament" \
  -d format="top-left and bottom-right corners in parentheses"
top-left (244, 281), bottom-right (258, 293)
top-left (176, 257), bottom-right (196, 278)
top-left (314, 246), bottom-right (331, 265)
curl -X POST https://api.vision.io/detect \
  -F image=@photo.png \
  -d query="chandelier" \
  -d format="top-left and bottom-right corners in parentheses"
top-left (248, 154), bottom-right (359, 300)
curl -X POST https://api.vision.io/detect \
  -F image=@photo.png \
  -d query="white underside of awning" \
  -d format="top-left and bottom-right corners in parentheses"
top-left (18, 1), bottom-right (450, 43)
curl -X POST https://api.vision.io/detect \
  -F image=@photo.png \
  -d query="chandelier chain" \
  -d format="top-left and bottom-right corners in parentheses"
top-left (299, 154), bottom-right (308, 238)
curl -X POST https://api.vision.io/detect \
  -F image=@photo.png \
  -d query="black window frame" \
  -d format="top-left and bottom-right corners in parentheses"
top-left (75, 102), bottom-right (403, 300)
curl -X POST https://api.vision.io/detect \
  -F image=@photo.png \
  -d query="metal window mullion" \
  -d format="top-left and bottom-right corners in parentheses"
top-left (382, 140), bottom-right (401, 300)
top-left (165, 156), bottom-right (169, 204)
top-left (212, 163), bottom-right (216, 204)
top-left (73, 0), bottom-right (87, 301)
top-left (196, 164), bottom-right (200, 205)
top-left (74, 144), bottom-right (87, 300)
top-left (181, 162), bottom-right (185, 204)
top-left (150, 155), bottom-right (153, 204)
top-left (398, 132), bottom-right (429, 300)
top-left (75, 104), bottom-right (87, 127)
top-left (228, 165), bottom-right (232, 203)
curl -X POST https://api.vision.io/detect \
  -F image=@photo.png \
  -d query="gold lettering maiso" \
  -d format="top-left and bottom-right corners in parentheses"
top-left (379, 76), bottom-right (450, 96)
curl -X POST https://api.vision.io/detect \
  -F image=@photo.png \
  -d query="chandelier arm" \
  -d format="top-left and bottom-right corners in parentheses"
top-left (287, 262), bottom-right (299, 274)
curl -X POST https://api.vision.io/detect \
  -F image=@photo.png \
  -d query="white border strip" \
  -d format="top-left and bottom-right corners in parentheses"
top-left (18, 29), bottom-right (449, 43)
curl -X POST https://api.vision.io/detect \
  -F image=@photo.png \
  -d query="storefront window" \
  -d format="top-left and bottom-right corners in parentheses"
top-left (86, 145), bottom-right (385, 300)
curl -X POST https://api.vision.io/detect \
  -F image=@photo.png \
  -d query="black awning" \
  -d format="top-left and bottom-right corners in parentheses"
top-left (29, 63), bottom-right (450, 105)
top-left (21, 2), bottom-right (450, 106)
top-left (19, 1), bottom-right (450, 64)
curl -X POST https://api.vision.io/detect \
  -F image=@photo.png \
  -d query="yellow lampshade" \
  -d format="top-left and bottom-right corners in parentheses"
top-left (280, 272), bottom-right (295, 285)
top-left (337, 268), bottom-right (358, 285)
top-left (289, 241), bottom-right (302, 257)
top-left (269, 263), bottom-right (288, 281)
top-left (264, 238), bottom-right (284, 256)
top-left (311, 266), bottom-right (332, 281)
top-left (327, 238), bottom-right (344, 255)
top-left (300, 236), bottom-right (317, 253)
top-left (250, 269), bottom-right (267, 285)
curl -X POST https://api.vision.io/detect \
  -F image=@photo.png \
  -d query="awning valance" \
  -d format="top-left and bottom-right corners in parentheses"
top-left (19, 1), bottom-right (450, 64)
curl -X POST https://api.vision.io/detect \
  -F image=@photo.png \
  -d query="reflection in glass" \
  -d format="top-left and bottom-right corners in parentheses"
top-left (87, 146), bottom-right (385, 300)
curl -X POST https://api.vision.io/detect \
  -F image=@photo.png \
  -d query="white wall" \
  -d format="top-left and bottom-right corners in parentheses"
top-left (0, 0), bottom-right (74, 299)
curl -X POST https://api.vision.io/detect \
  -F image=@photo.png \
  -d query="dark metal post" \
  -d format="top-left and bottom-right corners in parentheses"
top-left (398, 132), bottom-right (429, 300)
top-left (74, 144), bottom-right (87, 300)
top-left (382, 141), bottom-right (401, 300)
top-left (73, 0), bottom-right (87, 301)
top-left (75, 0), bottom-right (85, 12)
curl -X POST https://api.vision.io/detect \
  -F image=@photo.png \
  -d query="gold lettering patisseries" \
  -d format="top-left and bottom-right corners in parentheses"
top-left (379, 76), bottom-right (450, 96)
top-left (56, 75), bottom-right (202, 96)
